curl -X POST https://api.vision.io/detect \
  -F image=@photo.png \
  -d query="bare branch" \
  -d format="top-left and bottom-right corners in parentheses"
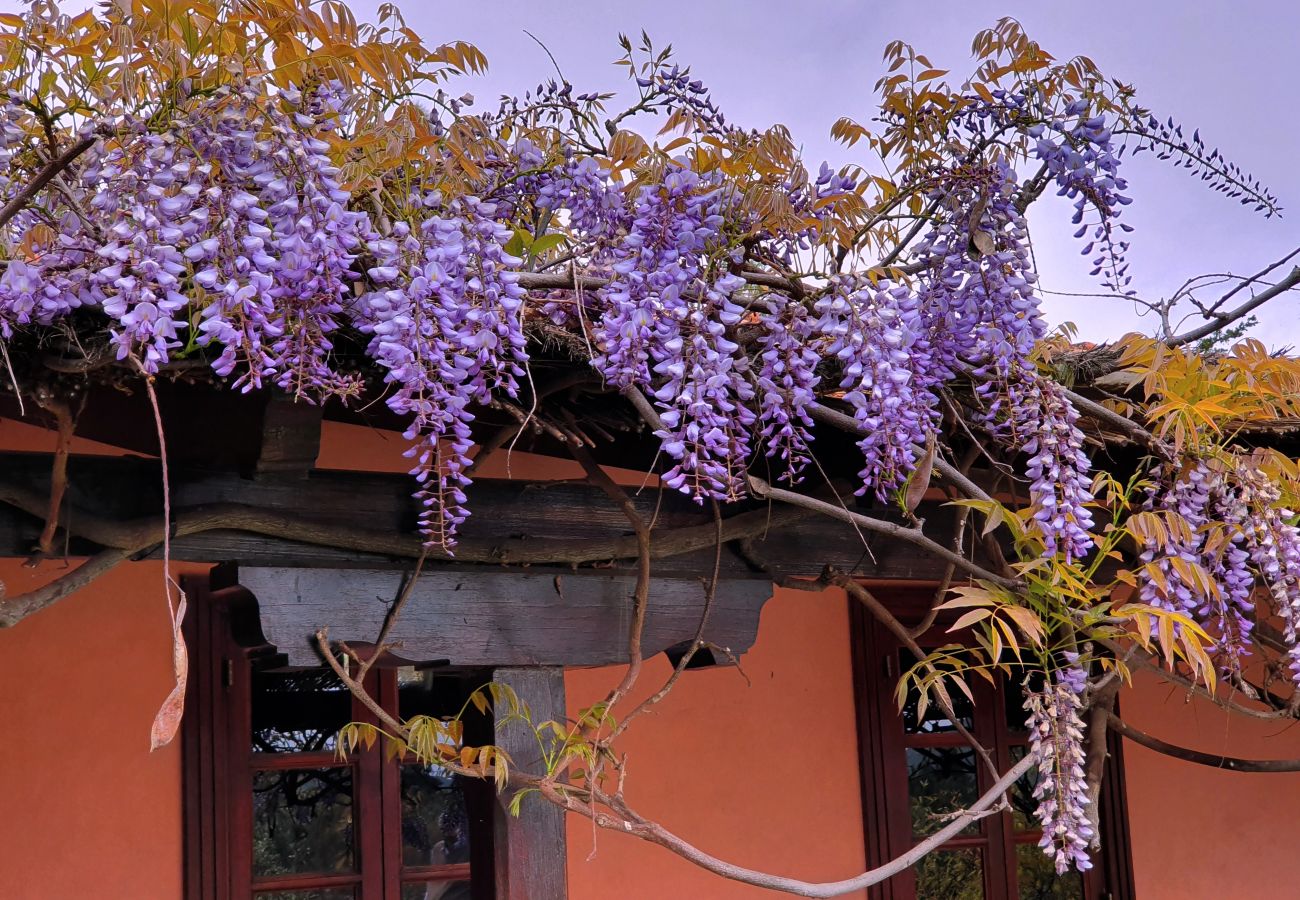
top-left (807, 402), bottom-right (994, 503)
top-left (0, 134), bottom-right (97, 231)
top-left (1170, 265), bottom-right (1300, 348)
top-left (829, 570), bottom-right (999, 782)
top-left (747, 475), bottom-right (1017, 588)
top-left (1107, 711), bottom-right (1300, 772)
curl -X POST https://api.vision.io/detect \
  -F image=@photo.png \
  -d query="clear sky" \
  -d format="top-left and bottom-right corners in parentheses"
top-left (345, 0), bottom-right (1299, 347)
top-left (16, 0), bottom-right (1300, 345)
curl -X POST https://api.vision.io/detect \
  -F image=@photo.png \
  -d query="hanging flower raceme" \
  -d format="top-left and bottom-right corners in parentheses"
top-left (914, 161), bottom-right (1092, 558)
top-left (1026, 663), bottom-right (1094, 874)
top-left (914, 160), bottom-right (1045, 389)
top-left (753, 293), bottom-right (821, 482)
top-left (590, 164), bottom-right (757, 502)
top-left (1134, 461), bottom-right (1257, 673)
top-left (1011, 376), bottom-right (1095, 562)
top-left (1029, 99), bottom-right (1134, 294)
top-left (814, 276), bottom-right (940, 499)
top-left (355, 196), bottom-right (527, 550)
top-left (1226, 463), bottom-right (1300, 684)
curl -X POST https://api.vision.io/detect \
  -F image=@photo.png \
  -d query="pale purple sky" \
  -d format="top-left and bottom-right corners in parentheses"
top-left (22, 1), bottom-right (1300, 345)
top-left (346, 0), bottom-right (1299, 346)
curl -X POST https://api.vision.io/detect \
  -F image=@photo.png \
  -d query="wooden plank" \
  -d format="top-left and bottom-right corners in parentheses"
top-left (491, 667), bottom-right (568, 900)
top-left (232, 565), bottom-right (772, 668)
top-left (0, 451), bottom-right (980, 580)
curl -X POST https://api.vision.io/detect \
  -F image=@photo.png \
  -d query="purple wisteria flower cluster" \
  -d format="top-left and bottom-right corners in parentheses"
top-left (1025, 663), bottom-right (1094, 874)
top-left (911, 159), bottom-right (1094, 557)
top-left (1029, 100), bottom-right (1134, 295)
top-left (357, 196), bottom-right (528, 548)
top-left (814, 276), bottom-right (939, 498)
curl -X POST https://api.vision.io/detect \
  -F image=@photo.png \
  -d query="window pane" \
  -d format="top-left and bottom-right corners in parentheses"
top-left (1016, 843), bottom-right (1085, 899)
top-left (398, 667), bottom-right (466, 719)
top-left (900, 651), bottom-right (975, 734)
top-left (401, 882), bottom-right (472, 900)
top-left (255, 891), bottom-right (354, 900)
top-left (1009, 744), bottom-right (1040, 831)
top-left (402, 764), bottom-right (472, 867)
top-left (907, 747), bottom-right (979, 835)
top-left (253, 768), bottom-right (355, 876)
top-left (915, 848), bottom-right (984, 899)
top-left (252, 669), bottom-right (352, 753)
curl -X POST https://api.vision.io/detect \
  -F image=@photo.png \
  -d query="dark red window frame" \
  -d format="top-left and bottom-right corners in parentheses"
top-left (182, 576), bottom-right (496, 900)
top-left (849, 587), bottom-right (1135, 900)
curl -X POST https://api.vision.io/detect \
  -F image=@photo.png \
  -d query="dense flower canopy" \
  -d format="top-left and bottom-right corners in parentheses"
top-left (2, 0), bottom-right (1300, 882)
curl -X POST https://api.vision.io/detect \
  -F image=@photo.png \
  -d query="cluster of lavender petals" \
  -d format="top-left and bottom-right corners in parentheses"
top-left (1013, 377), bottom-right (1095, 562)
top-left (1025, 663), bottom-right (1094, 874)
top-left (814, 276), bottom-right (940, 498)
top-left (357, 196), bottom-right (527, 548)
top-left (1227, 465), bottom-right (1300, 683)
top-left (9, 79), bottom-right (370, 386)
top-left (912, 161), bottom-right (1094, 557)
top-left (0, 76), bottom-right (1149, 556)
top-left (590, 165), bottom-right (761, 501)
top-left (1137, 461), bottom-right (1261, 676)
top-left (1029, 99), bottom-right (1134, 294)
top-left (753, 293), bottom-right (820, 481)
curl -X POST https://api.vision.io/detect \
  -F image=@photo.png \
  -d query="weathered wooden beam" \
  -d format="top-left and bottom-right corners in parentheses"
top-left (229, 565), bottom-right (772, 667)
top-left (492, 667), bottom-right (568, 900)
top-left (0, 451), bottom-right (980, 581)
top-left (254, 392), bottom-right (322, 478)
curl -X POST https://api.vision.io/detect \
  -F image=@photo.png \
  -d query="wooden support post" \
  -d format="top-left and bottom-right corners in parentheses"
top-left (254, 391), bottom-right (322, 478)
top-left (492, 667), bottom-right (569, 900)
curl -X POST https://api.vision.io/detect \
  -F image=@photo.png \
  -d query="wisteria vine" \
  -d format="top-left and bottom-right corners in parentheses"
top-left (0, 20), bottom-right (1293, 878)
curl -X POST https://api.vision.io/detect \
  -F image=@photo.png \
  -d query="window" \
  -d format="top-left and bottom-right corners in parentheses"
top-left (183, 580), bottom-right (494, 900)
top-left (850, 590), bottom-right (1134, 900)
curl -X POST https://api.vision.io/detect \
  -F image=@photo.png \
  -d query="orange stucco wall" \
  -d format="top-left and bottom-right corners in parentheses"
top-left (564, 586), bottom-right (868, 900)
top-left (1121, 672), bottom-right (1300, 898)
top-left (0, 558), bottom-right (186, 900)
top-left (5, 416), bottom-right (1300, 898)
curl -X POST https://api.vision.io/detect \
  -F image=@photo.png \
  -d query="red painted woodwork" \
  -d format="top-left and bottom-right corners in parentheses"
top-left (849, 588), bottom-right (1135, 900)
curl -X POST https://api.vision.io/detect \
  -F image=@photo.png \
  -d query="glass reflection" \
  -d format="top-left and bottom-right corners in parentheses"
top-left (255, 891), bottom-right (354, 900)
top-left (252, 767), bottom-right (355, 876)
top-left (907, 747), bottom-right (979, 835)
top-left (402, 764), bottom-right (471, 867)
top-left (1009, 744), bottom-right (1040, 831)
top-left (401, 882), bottom-right (472, 900)
top-left (251, 669), bottom-right (352, 754)
top-left (915, 848), bottom-right (984, 899)
top-left (1017, 842), bottom-right (1086, 899)
top-left (900, 652), bottom-right (975, 734)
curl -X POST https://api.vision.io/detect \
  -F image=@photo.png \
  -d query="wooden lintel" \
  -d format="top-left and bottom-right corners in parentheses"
top-left (0, 451), bottom-right (981, 582)
top-left (230, 565), bottom-right (772, 668)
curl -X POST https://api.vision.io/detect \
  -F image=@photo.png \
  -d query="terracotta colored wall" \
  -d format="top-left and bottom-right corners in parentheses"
top-left (1121, 672), bottom-right (1300, 899)
top-left (564, 586), bottom-right (868, 900)
top-left (0, 559), bottom-right (185, 900)
top-left (10, 414), bottom-right (1300, 899)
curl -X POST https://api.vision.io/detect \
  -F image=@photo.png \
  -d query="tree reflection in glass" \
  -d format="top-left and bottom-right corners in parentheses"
top-left (907, 746), bottom-right (980, 836)
top-left (252, 767), bottom-right (355, 876)
top-left (251, 669), bottom-right (352, 754)
top-left (915, 848), bottom-right (984, 899)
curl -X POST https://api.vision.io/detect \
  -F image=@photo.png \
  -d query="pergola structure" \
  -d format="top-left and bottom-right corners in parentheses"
top-left (0, 377), bottom-right (983, 899)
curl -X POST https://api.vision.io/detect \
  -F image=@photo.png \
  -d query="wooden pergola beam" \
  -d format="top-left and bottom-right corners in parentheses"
top-left (0, 451), bottom-right (980, 582)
